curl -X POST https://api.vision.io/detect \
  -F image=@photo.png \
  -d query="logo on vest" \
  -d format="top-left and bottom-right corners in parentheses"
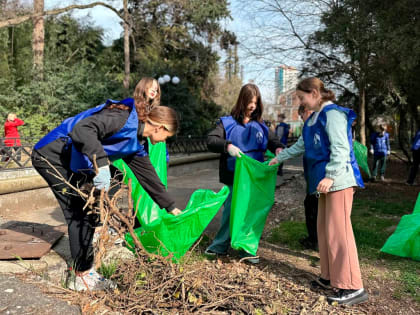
top-left (256, 131), bottom-right (264, 143)
top-left (313, 133), bottom-right (321, 148)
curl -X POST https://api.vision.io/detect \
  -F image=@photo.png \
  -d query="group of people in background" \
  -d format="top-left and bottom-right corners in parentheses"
top-left (0, 74), bottom-right (418, 306)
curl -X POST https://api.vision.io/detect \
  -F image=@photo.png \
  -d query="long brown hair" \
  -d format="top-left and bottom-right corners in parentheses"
top-left (296, 77), bottom-right (335, 103)
top-left (133, 77), bottom-right (161, 121)
top-left (146, 106), bottom-right (179, 134)
top-left (231, 83), bottom-right (263, 122)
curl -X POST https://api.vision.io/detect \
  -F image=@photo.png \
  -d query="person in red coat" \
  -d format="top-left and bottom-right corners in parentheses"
top-left (2, 113), bottom-right (24, 161)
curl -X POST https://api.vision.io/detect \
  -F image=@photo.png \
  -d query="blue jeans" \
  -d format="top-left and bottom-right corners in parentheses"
top-left (207, 185), bottom-right (233, 254)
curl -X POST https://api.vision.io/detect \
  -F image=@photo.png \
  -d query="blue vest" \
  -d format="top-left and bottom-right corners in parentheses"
top-left (371, 132), bottom-right (389, 156)
top-left (221, 116), bottom-right (269, 172)
top-left (302, 104), bottom-right (364, 194)
top-left (34, 98), bottom-right (147, 173)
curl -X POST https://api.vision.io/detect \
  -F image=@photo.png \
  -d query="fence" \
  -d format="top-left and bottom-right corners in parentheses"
top-left (0, 136), bottom-right (209, 171)
top-left (0, 135), bottom-right (299, 171)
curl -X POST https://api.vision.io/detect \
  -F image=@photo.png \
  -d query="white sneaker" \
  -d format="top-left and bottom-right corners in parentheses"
top-left (380, 176), bottom-right (385, 181)
top-left (67, 268), bottom-right (116, 292)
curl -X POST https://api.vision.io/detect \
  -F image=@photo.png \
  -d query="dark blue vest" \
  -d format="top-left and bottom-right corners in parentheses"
top-left (34, 98), bottom-right (147, 173)
top-left (221, 116), bottom-right (269, 172)
top-left (303, 104), bottom-right (364, 194)
top-left (412, 130), bottom-right (420, 151)
top-left (371, 132), bottom-right (389, 156)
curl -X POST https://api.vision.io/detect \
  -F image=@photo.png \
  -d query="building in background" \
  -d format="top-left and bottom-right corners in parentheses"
top-left (264, 65), bottom-right (302, 139)
top-left (274, 65), bottom-right (299, 102)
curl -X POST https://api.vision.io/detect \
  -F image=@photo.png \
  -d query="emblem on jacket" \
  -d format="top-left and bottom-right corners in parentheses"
top-left (256, 131), bottom-right (264, 143)
top-left (314, 133), bottom-right (321, 147)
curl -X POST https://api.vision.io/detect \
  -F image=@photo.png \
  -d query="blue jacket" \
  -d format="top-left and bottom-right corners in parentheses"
top-left (370, 132), bottom-right (390, 156)
top-left (221, 116), bottom-right (269, 172)
top-left (303, 104), bottom-right (364, 194)
top-left (412, 130), bottom-right (420, 151)
top-left (35, 98), bottom-right (147, 173)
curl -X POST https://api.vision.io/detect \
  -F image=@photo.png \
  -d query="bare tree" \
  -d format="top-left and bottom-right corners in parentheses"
top-left (32, 0), bottom-right (44, 77)
top-left (123, 0), bottom-right (130, 90)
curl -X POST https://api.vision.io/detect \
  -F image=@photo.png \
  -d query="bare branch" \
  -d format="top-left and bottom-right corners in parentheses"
top-left (0, 2), bottom-right (128, 28)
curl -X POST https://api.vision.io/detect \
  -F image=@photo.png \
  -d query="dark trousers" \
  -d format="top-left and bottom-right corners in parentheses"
top-left (304, 194), bottom-right (318, 243)
top-left (31, 150), bottom-right (97, 272)
top-left (371, 155), bottom-right (387, 177)
top-left (407, 149), bottom-right (420, 184)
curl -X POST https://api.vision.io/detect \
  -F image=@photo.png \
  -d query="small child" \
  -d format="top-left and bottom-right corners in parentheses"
top-left (369, 124), bottom-right (390, 181)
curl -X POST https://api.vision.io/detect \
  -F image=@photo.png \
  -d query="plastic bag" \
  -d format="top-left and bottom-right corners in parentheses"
top-left (353, 140), bottom-right (371, 177)
top-left (230, 154), bottom-right (278, 255)
top-left (380, 193), bottom-right (420, 261)
top-left (113, 140), bottom-right (229, 260)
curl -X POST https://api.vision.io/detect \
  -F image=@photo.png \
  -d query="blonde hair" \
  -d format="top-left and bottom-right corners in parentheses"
top-left (146, 106), bottom-right (179, 134)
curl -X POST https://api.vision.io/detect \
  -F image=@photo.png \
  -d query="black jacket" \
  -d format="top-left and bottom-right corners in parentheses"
top-left (207, 119), bottom-right (284, 185)
top-left (37, 107), bottom-right (175, 211)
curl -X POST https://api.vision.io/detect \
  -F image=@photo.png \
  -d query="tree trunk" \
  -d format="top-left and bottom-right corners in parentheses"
top-left (123, 0), bottom-right (130, 91)
top-left (358, 85), bottom-right (366, 145)
top-left (32, 0), bottom-right (44, 78)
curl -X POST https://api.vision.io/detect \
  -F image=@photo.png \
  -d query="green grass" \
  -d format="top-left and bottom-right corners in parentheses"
top-left (98, 261), bottom-right (118, 279)
top-left (267, 195), bottom-right (420, 303)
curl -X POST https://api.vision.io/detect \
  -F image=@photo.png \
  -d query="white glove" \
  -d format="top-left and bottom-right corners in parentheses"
top-left (387, 151), bottom-right (390, 155)
top-left (170, 208), bottom-right (182, 216)
top-left (227, 144), bottom-right (242, 157)
top-left (369, 149), bottom-right (374, 155)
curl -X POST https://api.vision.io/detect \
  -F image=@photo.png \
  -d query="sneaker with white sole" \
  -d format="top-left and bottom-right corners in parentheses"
top-left (67, 268), bottom-right (116, 292)
top-left (327, 288), bottom-right (368, 305)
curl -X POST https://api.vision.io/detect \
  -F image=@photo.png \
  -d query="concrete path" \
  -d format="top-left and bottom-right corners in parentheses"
top-left (0, 155), bottom-right (303, 313)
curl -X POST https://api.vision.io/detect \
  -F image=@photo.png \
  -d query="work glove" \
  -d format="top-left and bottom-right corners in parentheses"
top-left (369, 149), bottom-right (374, 155)
top-left (170, 208), bottom-right (182, 216)
top-left (227, 144), bottom-right (242, 157)
top-left (93, 165), bottom-right (111, 191)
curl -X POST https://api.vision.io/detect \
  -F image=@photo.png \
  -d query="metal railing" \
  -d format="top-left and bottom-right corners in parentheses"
top-left (0, 135), bottom-right (298, 171)
top-left (0, 136), bottom-right (209, 171)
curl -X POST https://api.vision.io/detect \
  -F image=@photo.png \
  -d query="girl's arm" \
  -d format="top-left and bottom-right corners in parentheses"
top-left (123, 154), bottom-right (175, 211)
top-left (386, 133), bottom-right (391, 153)
top-left (207, 122), bottom-right (231, 154)
top-left (276, 136), bottom-right (305, 162)
top-left (69, 108), bottom-right (129, 168)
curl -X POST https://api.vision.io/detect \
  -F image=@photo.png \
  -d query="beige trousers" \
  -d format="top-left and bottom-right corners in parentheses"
top-left (317, 188), bottom-right (363, 289)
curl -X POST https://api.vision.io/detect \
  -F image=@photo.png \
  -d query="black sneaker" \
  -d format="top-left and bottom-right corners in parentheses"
top-left (327, 288), bottom-right (368, 305)
top-left (204, 248), bottom-right (227, 257)
top-left (310, 277), bottom-right (331, 290)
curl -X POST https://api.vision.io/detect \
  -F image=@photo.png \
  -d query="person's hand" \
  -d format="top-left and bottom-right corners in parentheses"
top-left (369, 149), bottom-right (374, 155)
top-left (227, 144), bottom-right (242, 157)
top-left (387, 151), bottom-right (390, 155)
top-left (93, 165), bottom-right (111, 191)
top-left (170, 208), bottom-right (182, 216)
top-left (269, 157), bottom-right (280, 166)
top-left (317, 178), bottom-right (334, 194)
top-left (275, 147), bottom-right (283, 155)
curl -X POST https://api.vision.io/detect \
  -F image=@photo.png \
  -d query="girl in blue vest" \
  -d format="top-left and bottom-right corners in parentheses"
top-left (269, 77), bottom-right (368, 306)
top-left (369, 123), bottom-right (390, 181)
top-left (31, 80), bottom-right (180, 292)
top-left (204, 83), bottom-right (283, 264)
top-left (406, 129), bottom-right (420, 185)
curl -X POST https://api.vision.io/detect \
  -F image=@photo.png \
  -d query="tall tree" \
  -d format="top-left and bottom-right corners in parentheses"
top-left (123, 0), bottom-right (130, 91)
top-left (32, 0), bottom-right (44, 77)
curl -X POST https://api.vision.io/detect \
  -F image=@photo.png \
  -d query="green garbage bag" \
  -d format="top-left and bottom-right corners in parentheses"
top-left (230, 154), bottom-right (278, 255)
top-left (113, 140), bottom-right (229, 260)
top-left (353, 141), bottom-right (371, 177)
top-left (380, 193), bottom-right (420, 261)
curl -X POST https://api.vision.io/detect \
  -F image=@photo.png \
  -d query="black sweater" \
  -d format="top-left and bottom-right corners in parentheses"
top-left (37, 107), bottom-right (175, 211)
top-left (207, 120), bottom-right (284, 185)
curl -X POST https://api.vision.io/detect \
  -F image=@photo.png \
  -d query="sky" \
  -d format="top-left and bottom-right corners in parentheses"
top-left (43, 0), bottom-right (312, 103)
